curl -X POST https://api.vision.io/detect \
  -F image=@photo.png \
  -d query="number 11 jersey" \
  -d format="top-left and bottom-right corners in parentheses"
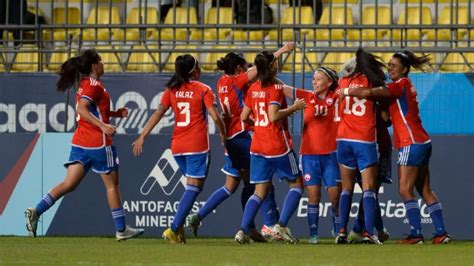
top-left (244, 81), bottom-right (293, 158)
top-left (160, 81), bottom-right (216, 155)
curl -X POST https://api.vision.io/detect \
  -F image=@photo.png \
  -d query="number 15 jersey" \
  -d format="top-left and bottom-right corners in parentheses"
top-left (160, 81), bottom-right (216, 155)
top-left (244, 81), bottom-right (293, 157)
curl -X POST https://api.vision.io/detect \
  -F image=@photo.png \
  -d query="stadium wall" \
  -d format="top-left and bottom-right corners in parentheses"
top-left (0, 73), bottom-right (473, 239)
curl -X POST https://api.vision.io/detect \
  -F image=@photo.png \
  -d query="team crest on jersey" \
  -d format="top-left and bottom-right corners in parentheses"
top-left (304, 174), bottom-right (311, 182)
top-left (326, 98), bottom-right (334, 105)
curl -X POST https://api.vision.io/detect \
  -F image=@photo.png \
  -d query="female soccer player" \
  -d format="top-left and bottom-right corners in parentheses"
top-left (234, 50), bottom-right (306, 244)
top-left (341, 51), bottom-right (450, 244)
top-left (132, 54), bottom-right (226, 244)
top-left (335, 48), bottom-right (386, 244)
top-left (25, 49), bottom-right (144, 241)
top-left (282, 67), bottom-right (341, 244)
top-left (187, 44), bottom-right (294, 242)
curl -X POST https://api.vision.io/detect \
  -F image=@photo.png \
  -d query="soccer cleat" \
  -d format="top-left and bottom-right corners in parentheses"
top-left (432, 232), bottom-right (451, 244)
top-left (348, 230), bottom-right (363, 244)
top-left (162, 227), bottom-right (181, 244)
top-left (377, 228), bottom-right (390, 243)
top-left (235, 230), bottom-right (251, 244)
top-left (362, 232), bottom-right (383, 245)
top-left (177, 225), bottom-right (186, 244)
top-left (116, 225), bottom-right (145, 241)
top-left (249, 228), bottom-right (267, 243)
top-left (261, 224), bottom-right (283, 241)
top-left (187, 213), bottom-right (200, 237)
top-left (273, 224), bottom-right (298, 244)
top-left (335, 232), bottom-right (348, 244)
top-left (308, 235), bottom-right (319, 244)
top-left (397, 235), bottom-right (425, 244)
top-left (25, 208), bottom-right (39, 237)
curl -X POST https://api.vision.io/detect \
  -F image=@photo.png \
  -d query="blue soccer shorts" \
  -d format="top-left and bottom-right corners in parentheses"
top-left (398, 142), bottom-right (431, 167)
top-left (337, 140), bottom-right (378, 172)
top-left (301, 152), bottom-right (341, 188)
top-left (64, 145), bottom-right (119, 174)
top-left (221, 131), bottom-right (251, 178)
top-left (250, 150), bottom-right (301, 184)
top-left (174, 152), bottom-right (210, 178)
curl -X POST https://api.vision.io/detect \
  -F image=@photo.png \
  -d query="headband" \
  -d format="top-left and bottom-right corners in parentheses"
top-left (316, 67), bottom-right (337, 82)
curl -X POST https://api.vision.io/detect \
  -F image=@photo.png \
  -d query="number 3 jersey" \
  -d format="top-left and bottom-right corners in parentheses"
top-left (160, 80), bottom-right (217, 155)
top-left (337, 74), bottom-right (377, 143)
top-left (72, 77), bottom-right (112, 149)
top-left (295, 89), bottom-right (339, 155)
top-left (244, 81), bottom-right (293, 157)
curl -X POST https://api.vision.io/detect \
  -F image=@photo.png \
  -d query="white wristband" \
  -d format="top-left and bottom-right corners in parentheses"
top-left (343, 88), bottom-right (349, 96)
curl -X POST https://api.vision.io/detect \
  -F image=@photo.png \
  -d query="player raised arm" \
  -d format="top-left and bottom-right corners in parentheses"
top-left (132, 104), bottom-right (169, 156)
top-left (246, 42), bottom-right (295, 81)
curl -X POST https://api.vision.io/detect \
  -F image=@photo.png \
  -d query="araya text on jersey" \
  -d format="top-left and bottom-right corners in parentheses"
top-left (175, 91), bottom-right (194, 99)
top-left (252, 91), bottom-right (266, 98)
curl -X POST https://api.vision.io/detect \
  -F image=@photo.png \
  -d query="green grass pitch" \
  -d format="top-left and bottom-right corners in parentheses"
top-left (1, 237), bottom-right (473, 265)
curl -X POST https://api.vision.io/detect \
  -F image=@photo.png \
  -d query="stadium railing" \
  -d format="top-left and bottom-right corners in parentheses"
top-left (0, 0), bottom-right (472, 73)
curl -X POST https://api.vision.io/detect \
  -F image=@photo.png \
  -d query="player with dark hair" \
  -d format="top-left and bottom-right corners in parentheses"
top-left (341, 50), bottom-right (451, 244)
top-left (335, 48), bottom-right (386, 244)
top-left (282, 67), bottom-right (341, 244)
top-left (187, 43), bottom-right (295, 242)
top-left (234, 50), bottom-right (306, 244)
top-left (25, 49), bottom-right (144, 241)
top-left (132, 54), bottom-right (226, 244)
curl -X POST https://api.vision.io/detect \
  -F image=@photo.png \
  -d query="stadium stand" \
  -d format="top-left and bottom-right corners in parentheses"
top-left (0, 0), bottom-right (472, 72)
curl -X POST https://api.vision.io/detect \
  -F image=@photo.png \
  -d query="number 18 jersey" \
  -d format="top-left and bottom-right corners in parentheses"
top-left (244, 81), bottom-right (293, 157)
top-left (160, 81), bottom-right (216, 155)
top-left (337, 74), bottom-right (377, 143)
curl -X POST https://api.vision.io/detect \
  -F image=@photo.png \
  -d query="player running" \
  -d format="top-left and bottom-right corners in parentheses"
top-left (132, 54), bottom-right (226, 244)
top-left (282, 67), bottom-right (341, 244)
top-left (335, 48), bottom-right (386, 244)
top-left (25, 49), bottom-right (144, 241)
top-left (187, 43), bottom-right (294, 242)
top-left (234, 50), bottom-right (306, 244)
top-left (340, 50), bottom-right (451, 244)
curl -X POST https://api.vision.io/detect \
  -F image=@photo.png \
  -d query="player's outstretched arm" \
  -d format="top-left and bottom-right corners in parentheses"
top-left (208, 105), bottom-right (227, 145)
top-left (338, 85), bottom-right (392, 100)
top-left (132, 104), bottom-right (169, 156)
top-left (246, 42), bottom-right (295, 81)
top-left (268, 98), bottom-right (306, 123)
top-left (110, 107), bottom-right (129, 118)
top-left (282, 84), bottom-right (296, 100)
top-left (77, 98), bottom-right (116, 136)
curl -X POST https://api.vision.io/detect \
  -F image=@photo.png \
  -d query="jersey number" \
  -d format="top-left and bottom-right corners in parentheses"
top-left (221, 96), bottom-right (231, 116)
top-left (254, 102), bottom-right (269, 127)
top-left (177, 102), bottom-right (190, 127)
top-left (342, 96), bottom-right (366, 117)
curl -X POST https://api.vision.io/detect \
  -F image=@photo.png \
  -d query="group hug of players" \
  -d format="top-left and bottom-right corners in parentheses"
top-left (25, 42), bottom-right (451, 245)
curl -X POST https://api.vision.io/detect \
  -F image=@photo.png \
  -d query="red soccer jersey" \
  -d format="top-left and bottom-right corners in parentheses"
top-left (161, 81), bottom-right (216, 155)
top-left (217, 73), bottom-right (252, 139)
top-left (386, 77), bottom-right (430, 148)
top-left (244, 81), bottom-right (293, 157)
top-left (337, 74), bottom-right (377, 143)
top-left (295, 89), bottom-right (339, 155)
top-left (72, 77), bottom-right (112, 149)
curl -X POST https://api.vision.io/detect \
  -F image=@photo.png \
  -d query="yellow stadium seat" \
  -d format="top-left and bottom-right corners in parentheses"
top-left (392, 7), bottom-right (433, 41)
top-left (202, 45), bottom-right (235, 71)
top-left (348, 6), bottom-right (390, 41)
top-left (321, 52), bottom-right (355, 72)
top-left (322, 0), bottom-right (358, 3)
top-left (316, 7), bottom-right (354, 41)
top-left (82, 7), bottom-right (121, 42)
top-left (162, 45), bottom-right (199, 72)
top-left (191, 7), bottom-right (233, 41)
top-left (426, 6), bottom-right (469, 41)
top-left (373, 52), bottom-right (393, 65)
top-left (268, 6), bottom-right (315, 41)
top-left (114, 7), bottom-right (159, 42)
top-left (51, 7), bottom-right (81, 41)
top-left (265, 0), bottom-right (289, 4)
top-left (439, 53), bottom-right (471, 72)
top-left (151, 7), bottom-right (197, 41)
top-left (11, 45), bottom-right (40, 72)
top-left (0, 53), bottom-right (5, 72)
top-left (95, 46), bottom-right (123, 72)
top-left (398, 0), bottom-right (435, 2)
top-left (471, 29), bottom-right (474, 40)
top-left (126, 45), bottom-right (159, 72)
top-left (282, 50), bottom-right (318, 72)
top-left (47, 49), bottom-right (76, 72)
top-left (233, 30), bottom-right (266, 42)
